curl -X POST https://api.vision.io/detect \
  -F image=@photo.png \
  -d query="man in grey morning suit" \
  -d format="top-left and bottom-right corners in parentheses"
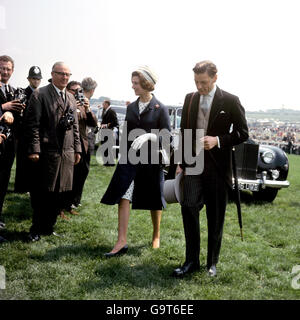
top-left (173, 60), bottom-right (249, 277)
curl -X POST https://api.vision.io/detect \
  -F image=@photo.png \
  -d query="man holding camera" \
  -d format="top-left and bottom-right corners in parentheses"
top-left (0, 107), bottom-right (14, 239)
top-left (60, 79), bottom-right (97, 217)
top-left (0, 55), bottom-right (24, 231)
top-left (24, 62), bottom-right (81, 241)
top-left (0, 110), bottom-right (14, 243)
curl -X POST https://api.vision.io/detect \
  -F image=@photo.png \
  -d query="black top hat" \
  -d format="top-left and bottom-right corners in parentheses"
top-left (28, 66), bottom-right (42, 79)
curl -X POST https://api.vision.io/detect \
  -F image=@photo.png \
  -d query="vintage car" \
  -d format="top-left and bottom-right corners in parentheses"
top-left (166, 106), bottom-right (290, 202)
top-left (92, 105), bottom-right (127, 146)
top-left (234, 140), bottom-right (289, 201)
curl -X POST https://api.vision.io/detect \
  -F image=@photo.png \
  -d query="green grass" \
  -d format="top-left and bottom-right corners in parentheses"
top-left (0, 155), bottom-right (300, 300)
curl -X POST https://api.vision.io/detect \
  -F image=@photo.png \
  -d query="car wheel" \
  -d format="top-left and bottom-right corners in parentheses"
top-left (252, 188), bottom-right (279, 202)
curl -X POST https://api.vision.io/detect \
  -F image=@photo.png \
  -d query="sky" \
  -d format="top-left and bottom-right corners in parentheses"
top-left (1, 0), bottom-right (300, 111)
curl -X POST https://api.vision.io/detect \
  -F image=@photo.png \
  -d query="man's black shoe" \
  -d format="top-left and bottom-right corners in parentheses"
top-left (28, 233), bottom-right (41, 242)
top-left (0, 235), bottom-right (7, 243)
top-left (172, 261), bottom-right (200, 278)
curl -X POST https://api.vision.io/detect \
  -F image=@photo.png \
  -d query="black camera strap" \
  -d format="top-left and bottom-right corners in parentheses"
top-left (57, 104), bottom-right (70, 150)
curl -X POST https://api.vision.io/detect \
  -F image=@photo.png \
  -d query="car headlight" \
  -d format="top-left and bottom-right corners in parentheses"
top-left (262, 150), bottom-right (275, 164)
top-left (270, 169), bottom-right (280, 180)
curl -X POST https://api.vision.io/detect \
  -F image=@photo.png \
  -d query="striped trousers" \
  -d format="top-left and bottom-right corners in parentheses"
top-left (180, 169), bottom-right (228, 267)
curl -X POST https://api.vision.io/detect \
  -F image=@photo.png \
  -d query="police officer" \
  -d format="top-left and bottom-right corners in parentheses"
top-left (24, 66), bottom-right (43, 101)
top-left (14, 66), bottom-right (43, 193)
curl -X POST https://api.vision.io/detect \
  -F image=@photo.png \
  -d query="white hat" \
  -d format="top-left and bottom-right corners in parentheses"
top-left (137, 65), bottom-right (158, 84)
top-left (163, 171), bottom-right (184, 204)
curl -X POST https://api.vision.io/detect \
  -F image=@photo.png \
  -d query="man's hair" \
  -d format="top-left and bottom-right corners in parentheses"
top-left (52, 61), bottom-right (65, 71)
top-left (0, 55), bottom-right (15, 69)
top-left (82, 77), bottom-right (97, 92)
top-left (104, 100), bottom-right (111, 106)
top-left (193, 60), bottom-right (217, 77)
top-left (67, 81), bottom-right (81, 90)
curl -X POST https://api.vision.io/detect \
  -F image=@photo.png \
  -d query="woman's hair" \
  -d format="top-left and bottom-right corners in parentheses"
top-left (81, 77), bottom-right (98, 92)
top-left (132, 71), bottom-right (155, 92)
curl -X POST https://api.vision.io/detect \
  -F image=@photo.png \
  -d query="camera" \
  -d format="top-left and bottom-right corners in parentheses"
top-left (74, 88), bottom-right (85, 106)
top-left (14, 87), bottom-right (27, 105)
top-left (59, 107), bottom-right (75, 131)
top-left (0, 122), bottom-right (12, 156)
top-left (0, 120), bottom-right (12, 140)
top-left (14, 87), bottom-right (27, 117)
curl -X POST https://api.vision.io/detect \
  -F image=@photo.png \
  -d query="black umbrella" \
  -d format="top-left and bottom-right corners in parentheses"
top-left (232, 147), bottom-right (244, 241)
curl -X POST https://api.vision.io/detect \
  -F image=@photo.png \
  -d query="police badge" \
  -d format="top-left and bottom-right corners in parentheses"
top-left (34, 66), bottom-right (40, 74)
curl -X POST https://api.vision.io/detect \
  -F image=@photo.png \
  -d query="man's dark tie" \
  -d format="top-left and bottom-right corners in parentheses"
top-left (5, 85), bottom-right (10, 98)
top-left (4, 85), bottom-right (14, 102)
top-left (60, 91), bottom-right (65, 103)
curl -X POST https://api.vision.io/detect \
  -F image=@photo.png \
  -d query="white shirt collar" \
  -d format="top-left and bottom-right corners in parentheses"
top-left (206, 84), bottom-right (217, 98)
top-left (1, 83), bottom-right (9, 95)
top-left (103, 106), bottom-right (111, 113)
top-left (199, 85), bottom-right (217, 110)
top-left (52, 83), bottom-right (66, 96)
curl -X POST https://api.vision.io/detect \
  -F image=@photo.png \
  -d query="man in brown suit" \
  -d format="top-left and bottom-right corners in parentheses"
top-left (24, 62), bottom-right (81, 241)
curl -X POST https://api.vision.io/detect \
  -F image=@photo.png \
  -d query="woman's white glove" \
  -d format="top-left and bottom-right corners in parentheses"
top-left (131, 133), bottom-right (157, 150)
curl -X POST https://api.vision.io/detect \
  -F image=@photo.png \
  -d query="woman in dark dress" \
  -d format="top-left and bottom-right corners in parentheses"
top-left (101, 66), bottom-right (171, 256)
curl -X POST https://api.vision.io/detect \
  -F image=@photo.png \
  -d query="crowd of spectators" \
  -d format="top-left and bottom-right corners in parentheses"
top-left (248, 121), bottom-right (300, 154)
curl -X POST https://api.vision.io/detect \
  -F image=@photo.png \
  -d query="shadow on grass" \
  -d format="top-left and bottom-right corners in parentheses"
top-left (28, 243), bottom-right (148, 262)
top-left (288, 201), bottom-right (300, 208)
top-left (229, 191), bottom-right (277, 206)
top-left (84, 261), bottom-right (208, 292)
top-left (0, 230), bottom-right (29, 242)
top-left (3, 193), bottom-right (32, 222)
top-left (27, 243), bottom-right (209, 292)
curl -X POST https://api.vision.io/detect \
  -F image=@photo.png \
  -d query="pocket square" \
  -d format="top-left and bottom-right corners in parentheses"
top-left (220, 110), bottom-right (226, 114)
